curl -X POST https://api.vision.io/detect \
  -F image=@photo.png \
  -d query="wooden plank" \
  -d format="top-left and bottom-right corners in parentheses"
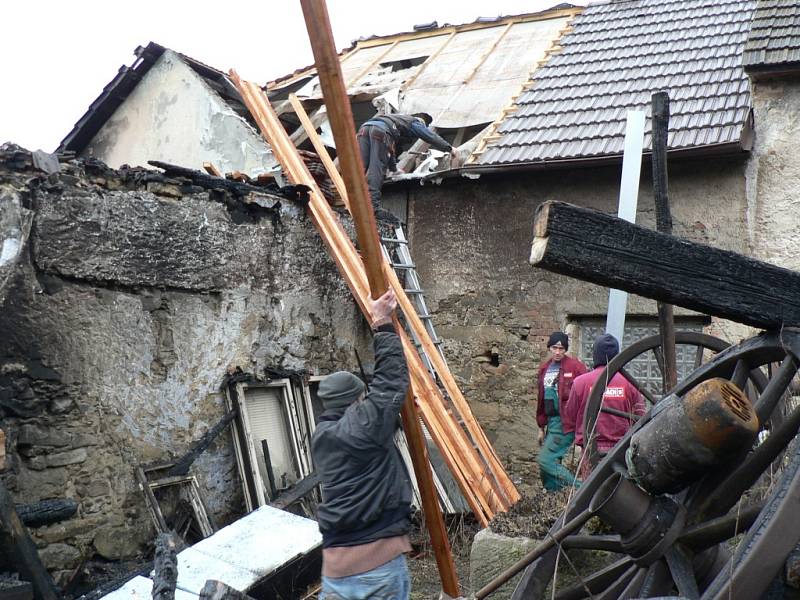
top-left (530, 201), bottom-right (800, 330)
top-left (229, 70), bottom-right (514, 533)
top-left (346, 40), bottom-right (399, 88)
top-left (462, 22), bottom-right (514, 85)
top-left (203, 162), bottom-right (222, 177)
top-left (400, 32), bottom-right (456, 92)
top-left (289, 106), bottom-right (327, 149)
top-left (152, 533), bottom-right (178, 600)
top-left (288, 94), bottom-right (350, 212)
top-left (0, 480), bottom-right (61, 600)
top-left (297, 4), bottom-right (459, 593)
top-left (0, 428), bottom-right (5, 471)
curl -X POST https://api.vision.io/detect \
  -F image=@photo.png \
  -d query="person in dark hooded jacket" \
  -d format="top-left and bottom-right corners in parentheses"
top-left (357, 112), bottom-right (455, 211)
top-left (311, 288), bottom-right (413, 599)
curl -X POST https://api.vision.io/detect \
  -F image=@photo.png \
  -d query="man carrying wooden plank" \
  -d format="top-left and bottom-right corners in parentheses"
top-left (357, 112), bottom-right (455, 213)
top-left (535, 332), bottom-right (587, 492)
top-left (311, 288), bottom-right (414, 600)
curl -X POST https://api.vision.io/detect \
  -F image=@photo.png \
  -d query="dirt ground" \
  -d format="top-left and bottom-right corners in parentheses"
top-left (407, 483), bottom-right (575, 599)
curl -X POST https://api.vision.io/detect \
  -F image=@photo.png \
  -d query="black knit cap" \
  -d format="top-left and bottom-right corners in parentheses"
top-left (547, 331), bottom-right (569, 350)
top-left (318, 371), bottom-right (366, 410)
top-left (592, 333), bottom-right (620, 367)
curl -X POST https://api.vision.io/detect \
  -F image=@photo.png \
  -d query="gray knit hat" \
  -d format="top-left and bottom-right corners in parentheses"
top-left (318, 371), bottom-right (366, 410)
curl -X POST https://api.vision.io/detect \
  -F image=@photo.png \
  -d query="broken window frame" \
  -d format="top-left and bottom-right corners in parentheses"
top-left (136, 466), bottom-right (215, 542)
top-left (226, 379), bottom-right (316, 511)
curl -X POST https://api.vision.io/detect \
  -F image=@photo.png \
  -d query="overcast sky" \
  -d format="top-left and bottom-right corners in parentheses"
top-left (1, 0), bottom-right (589, 152)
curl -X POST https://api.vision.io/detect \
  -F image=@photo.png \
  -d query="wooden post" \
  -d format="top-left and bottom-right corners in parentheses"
top-left (0, 480), bottom-right (61, 600)
top-left (297, 0), bottom-right (460, 595)
top-left (199, 580), bottom-right (257, 600)
top-left (152, 533), bottom-right (178, 600)
top-left (0, 428), bottom-right (6, 471)
top-left (651, 91), bottom-right (678, 392)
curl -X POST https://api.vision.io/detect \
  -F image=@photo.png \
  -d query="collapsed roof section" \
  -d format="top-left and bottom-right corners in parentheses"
top-left (470, 0), bottom-right (758, 171)
top-left (266, 6), bottom-right (581, 176)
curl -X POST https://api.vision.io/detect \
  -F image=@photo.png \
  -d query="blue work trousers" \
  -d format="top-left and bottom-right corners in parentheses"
top-left (321, 554), bottom-right (410, 600)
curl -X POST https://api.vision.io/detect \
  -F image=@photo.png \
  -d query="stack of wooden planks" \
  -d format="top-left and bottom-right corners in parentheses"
top-left (229, 72), bottom-right (519, 525)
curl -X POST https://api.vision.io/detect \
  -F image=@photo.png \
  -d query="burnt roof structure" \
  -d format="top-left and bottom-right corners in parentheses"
top-left (743, 0), bottom-right (800, 78)
top-left (470, 0), bottom-right (757, 170)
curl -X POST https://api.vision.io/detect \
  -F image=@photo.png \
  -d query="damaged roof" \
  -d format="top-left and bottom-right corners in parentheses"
top-left (268, 6), bottom-right (581, 129)
top-left (58, 42), bottom-right (250, 154)
top-left (472, 0), bottom-right (757, 168)
top-left (743, 0), bottom-right (800, 77)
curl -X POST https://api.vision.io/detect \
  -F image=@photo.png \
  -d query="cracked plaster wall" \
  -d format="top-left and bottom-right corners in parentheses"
top-left (0, 154), bottom-right (368, 581)
top-left (82, 50), bottom-right (273, 175)
top-left (383, 157), bottom-right (751, 487)
top-left (746, 77), bottom-right (800, 274)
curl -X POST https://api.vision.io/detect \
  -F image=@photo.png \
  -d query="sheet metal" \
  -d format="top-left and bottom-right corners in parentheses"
top-left (476, 0), bottom-right (756, 167)
top-left (101, 506), bottom-right (322, 600)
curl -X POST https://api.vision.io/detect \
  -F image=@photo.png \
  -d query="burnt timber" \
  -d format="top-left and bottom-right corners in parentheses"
top-left (530, 200), bottom-right (800, 330)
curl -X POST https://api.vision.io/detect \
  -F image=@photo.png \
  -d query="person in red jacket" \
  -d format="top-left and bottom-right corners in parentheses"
top-left (535, 332), bottom-right (588, 491)
top-left (563, 333), bottom-right (645, 476)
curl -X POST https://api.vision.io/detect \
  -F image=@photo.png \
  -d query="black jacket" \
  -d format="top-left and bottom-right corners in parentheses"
top-left (311, 326), bottom-right (412, 547)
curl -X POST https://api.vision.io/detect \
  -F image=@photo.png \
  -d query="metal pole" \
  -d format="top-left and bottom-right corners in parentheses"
top-left (605, 110), bottom-right (645, 345)
top-left (297, 1), bottom-right (460, 595)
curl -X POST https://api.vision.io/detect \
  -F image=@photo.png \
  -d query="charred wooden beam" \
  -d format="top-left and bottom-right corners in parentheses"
top-left (269, 471), bottom-right (320, 510)
top-left (152, 533), bottom-right (178, 600)
top-left (530, 201), bottom-right (800, 330)
top-left (651, 91), bottom-right (678, 391)
top-left (0, 481), bottom-right (61, 600)
top-left (199, 580), bottom-right (257, 600)
top-left (16, 498), bottom-right (78, 528)
top-left (166, 411), bottom-right (236, 477)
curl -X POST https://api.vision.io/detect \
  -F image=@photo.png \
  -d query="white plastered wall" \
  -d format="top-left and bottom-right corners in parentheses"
top-left (83, 50), bottom-right (273, 174)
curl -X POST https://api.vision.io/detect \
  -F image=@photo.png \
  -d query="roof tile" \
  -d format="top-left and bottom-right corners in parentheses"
top-left (476, 0), bottom-right (756, 166)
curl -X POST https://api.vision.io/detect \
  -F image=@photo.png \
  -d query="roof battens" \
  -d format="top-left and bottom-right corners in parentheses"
top-left (399, 32), bottom-right (456, 92)
top-left (347, 40), bottom-right (400, 88)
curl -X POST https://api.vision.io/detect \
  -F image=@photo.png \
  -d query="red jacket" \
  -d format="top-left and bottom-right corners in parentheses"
top-left (536, 356), bottom-right (588, 428)
top-left (563, 367), bottom-right (645, 450)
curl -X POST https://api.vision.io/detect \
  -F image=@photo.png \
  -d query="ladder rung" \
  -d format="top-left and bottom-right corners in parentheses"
top-left (392, 262), bottom-right (416, 269)
top-left (418, 313), bottom-right (433, 320)
top-left (404, 288), bottom-right (424, 294)
top-left (381, 237), bottom-right (408, 245)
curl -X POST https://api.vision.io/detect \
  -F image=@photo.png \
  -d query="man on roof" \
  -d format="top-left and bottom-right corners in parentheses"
top-left (357, 112), bottom-right (455, 213)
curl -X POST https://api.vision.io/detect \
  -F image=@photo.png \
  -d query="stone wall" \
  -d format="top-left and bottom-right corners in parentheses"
top-left (384, 155), bottom-right (751, 486)
top-left (0, 146), bottom-right (368, 581)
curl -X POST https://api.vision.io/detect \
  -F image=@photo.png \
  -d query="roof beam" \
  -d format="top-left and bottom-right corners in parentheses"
top-left (400, 31), bottom-right (456, 91)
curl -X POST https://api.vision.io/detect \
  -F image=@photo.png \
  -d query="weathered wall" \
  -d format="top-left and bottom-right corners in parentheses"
top-left (747, 77), bottom-right (800, 272)
top-left (384, 156), bottom-right (750, 485)
top-left (0, 149), bottom-right (368, 581)
top-left (82, 50), bottom-right (273, 174)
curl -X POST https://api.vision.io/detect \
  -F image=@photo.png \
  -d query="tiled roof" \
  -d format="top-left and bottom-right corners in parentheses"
top-left (475, 0), bottom-right (756, 167)
top-left (743, 0), bottom-right (800, 72)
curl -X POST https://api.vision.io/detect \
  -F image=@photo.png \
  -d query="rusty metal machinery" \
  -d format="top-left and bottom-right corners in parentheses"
top-left (502, 329), bottom-right (800, 600)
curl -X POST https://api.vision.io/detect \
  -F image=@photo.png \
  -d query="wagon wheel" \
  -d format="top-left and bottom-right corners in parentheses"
top-left (510, 329), bottom-right (800, 600)
top-left (582, 332), bottom-right (770, 470)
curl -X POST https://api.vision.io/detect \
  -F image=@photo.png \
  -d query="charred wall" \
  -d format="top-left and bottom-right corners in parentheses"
top-left (383, 156), bottom-right (750, 485)
top-left (0, 146), bottom-right (367, 581)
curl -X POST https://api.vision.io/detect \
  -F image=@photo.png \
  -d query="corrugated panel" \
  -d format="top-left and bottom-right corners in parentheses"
top-left (476, 0), bottom-right (755, 166)
top-left (744, 1), bottom-right (800, 69)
